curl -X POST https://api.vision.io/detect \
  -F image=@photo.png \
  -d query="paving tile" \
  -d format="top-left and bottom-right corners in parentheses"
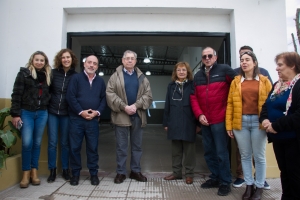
top-left (90, 190), bottom-right (127, 198)
top-left (95, 180), bottom-right (130, 192)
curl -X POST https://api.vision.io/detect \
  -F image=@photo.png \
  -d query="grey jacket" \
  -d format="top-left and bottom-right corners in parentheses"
top-left (106, 65), bottom-right (153, 127)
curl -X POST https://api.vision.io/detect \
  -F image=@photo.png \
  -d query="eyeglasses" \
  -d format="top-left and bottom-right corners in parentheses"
top-left (176, 69), bottom-right (187, 72)
top-left (202, 54), bottom-right (213, 59)
top-left (172, 84), bottom-right (183, 101)
top-left (124, 57), bottom-right (136, 61)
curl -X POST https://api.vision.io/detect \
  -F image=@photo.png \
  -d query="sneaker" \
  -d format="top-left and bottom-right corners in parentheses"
top-left (218, 184), bottom-right (231, 196)
top-left (263, 181), bottom-right (270, 190)
top-left (232, 178), bottom-right (245, 188)
top-left (201, 179), bottom-right (220, 188)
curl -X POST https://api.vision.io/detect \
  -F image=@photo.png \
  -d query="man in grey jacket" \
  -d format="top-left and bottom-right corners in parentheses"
top-left (106, 50), bottom-right (153, 184)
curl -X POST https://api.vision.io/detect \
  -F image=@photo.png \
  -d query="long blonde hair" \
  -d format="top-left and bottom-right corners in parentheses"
top-left (26, 51), bottom-right (51, 86)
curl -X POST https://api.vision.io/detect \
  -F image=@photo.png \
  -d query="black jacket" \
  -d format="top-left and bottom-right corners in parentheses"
top-left (259, 80), bottom-right (300, 143)
top-left (163, 80), bottom-right (197, 142)
top-left (10, 67), bottom-right (51, 117)
top-left (48, 68), bottom-right (77, 115)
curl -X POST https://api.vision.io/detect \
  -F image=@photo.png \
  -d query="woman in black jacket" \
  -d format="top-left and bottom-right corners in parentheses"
top-left (11, 51), bottom-right (51, 188)
top-left (259, 52), bottom-right (300, 200)
top-left (163, 62), bottom-right (197, 184)
top-left (47, 49), bottom-right (77, 182)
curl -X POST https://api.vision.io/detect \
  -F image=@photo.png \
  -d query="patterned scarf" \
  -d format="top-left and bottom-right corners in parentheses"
top-left (175, 79), bottom-right (187, 93)
top-left (270, 73), bottom-right (300, 115)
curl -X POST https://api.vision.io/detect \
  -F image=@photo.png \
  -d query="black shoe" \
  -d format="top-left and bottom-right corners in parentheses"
top-left (47, 168), bottom-right (56, 183)
top-left (129, 171), bottom-right (147, 182)
top-left (70, 176), bottom-right (79, 186)
top-left (114, 174), bottom-right (126, 184)
top-left (201, 179), bottom-right (220, 188)
top-left (62, 169), bottom-right (70, 181)
top-left (217, 184), bottom-right (231, 196)
top-left (90, 175), bottom-right (99, 185)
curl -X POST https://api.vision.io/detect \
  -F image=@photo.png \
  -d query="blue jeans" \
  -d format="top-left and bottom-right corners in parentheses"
top-left (47, 113), bottom-right (70, 170)
top-left (115, 116), bottom-right (143, 174)
top-left (69, 115), bottom-right (99, 176)
top-left (21, 109), bottom-right (48, 171)
top-left (201, 122), bottom-right (232, 184)
top-left (234, 115), bottom-right (267, 188)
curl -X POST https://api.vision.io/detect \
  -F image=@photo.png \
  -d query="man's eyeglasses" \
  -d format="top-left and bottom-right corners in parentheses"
top-left (124, 57), bottom-right (136, 61)
top-left (202, 54), bottom-right (213, 59)
top-left (172, 84), bottom-right (183, 101)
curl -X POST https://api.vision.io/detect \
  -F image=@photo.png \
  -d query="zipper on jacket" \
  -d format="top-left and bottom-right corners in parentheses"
top-left (57, 72), bottom-right (67, 115)
top-left (206, 71), bottom-right (210, 121)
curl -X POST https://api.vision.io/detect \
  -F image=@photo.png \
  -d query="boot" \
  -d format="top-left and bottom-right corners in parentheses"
top-left (20, 170), bottom-right (31, 188)
top-left (30, 168), bottom-right (41, 185)
top-left (62, 169), bottom-right (71, 181)
top-left (47, 168), bottom-right (56, 183)
top-left (250, 187), bottom-right (263, 200)
top-left (242, 185), bottom-right (254, 200)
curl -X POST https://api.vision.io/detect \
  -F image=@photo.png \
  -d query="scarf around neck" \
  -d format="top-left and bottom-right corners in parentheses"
top-left (270, 73), bottom-right (300, 115)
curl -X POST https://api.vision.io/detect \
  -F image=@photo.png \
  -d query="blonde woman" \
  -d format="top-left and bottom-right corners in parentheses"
top-left (226, 51), bottom-right (271, 200)
top-left (10, 51), bottom-right (51, 188)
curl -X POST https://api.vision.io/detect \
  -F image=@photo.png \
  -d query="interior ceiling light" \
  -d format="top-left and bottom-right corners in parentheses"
top-left (143, 58), bottom-right (151, 63)
top-left (145, 71), bottom-right (151, 76)
top-left (99, 72), bottom-right (104, 76)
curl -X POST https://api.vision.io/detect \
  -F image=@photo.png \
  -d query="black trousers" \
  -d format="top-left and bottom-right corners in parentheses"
top-left (273, 138), bottom-right (300, 200)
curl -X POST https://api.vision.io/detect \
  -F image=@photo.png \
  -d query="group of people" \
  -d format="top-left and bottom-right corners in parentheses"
top-left (162, 46), bottom-right (300, 200)
top-left (10, 46), bottom-right (300, 200)
top-left (10, 49), bottom-right (152, 188)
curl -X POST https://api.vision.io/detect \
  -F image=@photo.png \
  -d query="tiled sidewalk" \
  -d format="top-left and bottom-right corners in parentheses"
top-left (0, 172), bottom-right (282, 200)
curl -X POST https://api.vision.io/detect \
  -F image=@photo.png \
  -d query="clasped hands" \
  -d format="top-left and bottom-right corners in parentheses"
top-left (262, 119), bottom-right (277, 134)
top-left (81, 109), bottom-right (98, 120)
top-left (125, 104), bottom-right (137, 115)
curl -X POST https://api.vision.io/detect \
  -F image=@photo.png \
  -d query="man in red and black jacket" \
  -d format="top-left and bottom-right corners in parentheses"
top-left (190, 47), bottom-right (237, 196)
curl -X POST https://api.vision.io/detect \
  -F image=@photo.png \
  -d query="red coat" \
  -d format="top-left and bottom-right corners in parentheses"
top-left (190, 63), bottom-right (237, 125)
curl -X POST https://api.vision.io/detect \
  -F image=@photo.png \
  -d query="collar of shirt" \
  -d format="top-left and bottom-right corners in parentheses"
top-left (241, 75), bottom-right (259, 83)
top-left (123, 67), bottom-right (135, 75)
top-left (84, 70), bottom-right (96, 84)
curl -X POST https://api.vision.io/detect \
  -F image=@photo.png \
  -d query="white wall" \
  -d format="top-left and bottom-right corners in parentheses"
top-left (0, 0), bottom-right (287, 98)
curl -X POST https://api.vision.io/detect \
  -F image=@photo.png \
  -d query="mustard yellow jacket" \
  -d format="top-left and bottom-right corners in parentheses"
top-left (225, 75), bottom-right (272, 130)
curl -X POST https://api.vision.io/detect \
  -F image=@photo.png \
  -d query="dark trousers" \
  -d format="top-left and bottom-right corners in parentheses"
top-left (115, 116), bottom-right (143, 174)
top-left (69, 115), bottom-right (100, 176)
top-left (171, 140), bottom-right (196, 178)
top-left (273, 138), bottom-right (300, 200)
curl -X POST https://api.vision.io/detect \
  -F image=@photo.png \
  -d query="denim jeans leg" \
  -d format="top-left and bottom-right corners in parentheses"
top-left (234, 115), bottom-right (267, 188)
top-left (21, 110), bottom-right (35, 171)
top-left (130, 116), bottom-right (143, 173)
top-left (85, 118), bottom-right (99, 176)
top-left (234, 118), bottom-right (254, 186)
top-left (59, 115), bottom-right (70, 169)
top-left (201, 125), bottom-right (219, 180)
top-left (250, 115), bottom-right (267, 188)
top-left (47, 113), bottom-right (59, 169)
top-left (69, 116), bottom-right (85, 176)
top-left (115, 125), bottom-right (129, 174)
top-left (210, 122), bottom-right (232, 184)
top-left (31, 110), bottom-right (48, 169)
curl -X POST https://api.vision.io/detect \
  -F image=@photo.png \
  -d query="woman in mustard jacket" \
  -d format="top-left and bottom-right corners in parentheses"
top-left (226, 51), bottom-right (272, 200)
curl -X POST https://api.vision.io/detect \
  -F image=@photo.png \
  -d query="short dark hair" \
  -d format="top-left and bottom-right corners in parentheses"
top-left (275, 52), bottom-right (300, 74)
top-left (239, 45), bottom-right (253, 52)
